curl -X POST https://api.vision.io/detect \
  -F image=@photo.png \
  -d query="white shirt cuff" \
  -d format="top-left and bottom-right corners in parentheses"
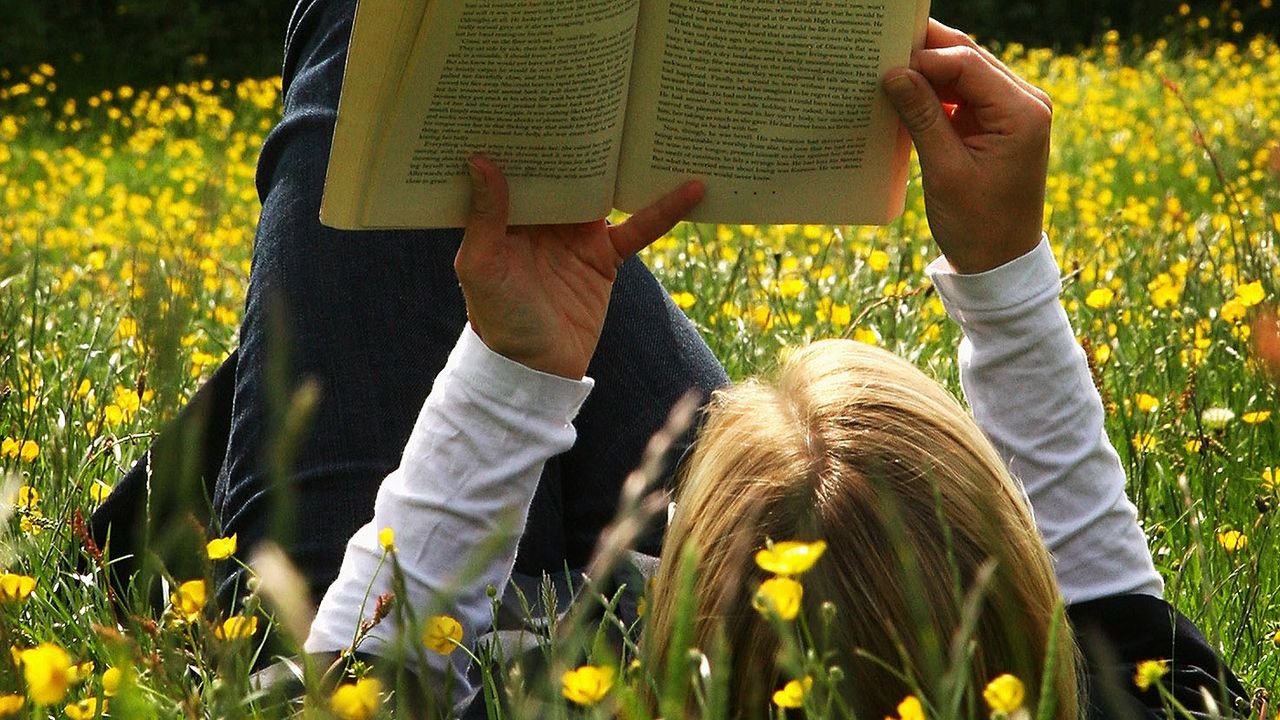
top-left (452, 324), bottom-right (595, 422)
top-left (925, 236), bottom-right (1060, 321)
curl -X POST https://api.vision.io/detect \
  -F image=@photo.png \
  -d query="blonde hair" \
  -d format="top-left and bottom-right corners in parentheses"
top-left (642, 339), bottom-right (1078, 719)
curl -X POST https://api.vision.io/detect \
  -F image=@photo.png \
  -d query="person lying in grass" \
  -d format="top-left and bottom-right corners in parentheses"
top-left (305, 21), bottom-right (1248, 720)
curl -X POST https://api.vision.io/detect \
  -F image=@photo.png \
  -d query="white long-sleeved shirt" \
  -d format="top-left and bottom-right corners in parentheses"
top-left (927, 239), bottom-right (1162, 602)
top-left (304, 327), bottom-right (594, 687)
top-left (305, 238), bottom-right (1163, 697)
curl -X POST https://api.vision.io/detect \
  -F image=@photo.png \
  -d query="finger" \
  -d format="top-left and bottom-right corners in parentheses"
top-left (609, 180), bottom-right (705, 259)
top-left (462, 154), bottom-right (510, 253)
top-left (882, 67), bottom-right (967, 173)
top-left (924, 20), bottom-right (1052, 109)
top-left (929, 83), bottom-right (963, 107)
top-left (914, 46), bottom-right (1053, 146)
top-left (965, 44), bottom-right (1052, 110)
top-left (925, 18), bottom-right (969, 49)
top-left (913, 46), bottom-right (1043, 131)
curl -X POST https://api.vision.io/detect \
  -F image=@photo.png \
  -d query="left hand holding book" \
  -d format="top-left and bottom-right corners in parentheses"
top-left (456, 155), bottom-right (704, 380)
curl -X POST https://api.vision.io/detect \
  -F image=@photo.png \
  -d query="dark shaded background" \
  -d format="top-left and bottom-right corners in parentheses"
top-left (1, 0), bottom-right (1276, 95)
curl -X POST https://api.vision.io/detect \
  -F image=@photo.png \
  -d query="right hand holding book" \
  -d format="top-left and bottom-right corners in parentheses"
top-left (883, 20), bottom-right (1052, 275)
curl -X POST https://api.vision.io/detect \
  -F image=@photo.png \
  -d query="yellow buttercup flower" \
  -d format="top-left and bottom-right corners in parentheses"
top-left (853, 327), bottom-right (879, 346)
top-left (867, 249), bottom-right (891, 272)
top-left (68, 660), bottom-right (94, 685)
top-left (215, 614), bottom-right (259, 640)
top-left (1131, 432), bottom-right (1157, 453)
top-left (1217, 529), bottom-right (1247, 552)
top-left (15, 486), bottom-right (39, 510)
top-left (89, 482), bottom-right (113, 504)
top-left (561, 665), bottom-right (614, 706)
top-left (1134, 659), bottom-right (1168, 691)
top-left (0, 694), bottom-right (23, 715)
top-left (887, 694), bottom-right (926, 720)
top-left (330, 677), bottom-right (383, 720)
top-left (882, 280), bottom-right (909, 299)
top-left (982, 674), bottom-right (1026, 714)
top-left (772, 676), bottom-right (813, 709)
top-left (0, 439), bottom-right (38, 464)
top-left (422, 615), bottom-right (463, 655)
top-left (754, 540), bottom-right (827, 576)
top-left (670, 291), bottom-right (697, 310)
top-left (170, 580), bottom-right (206, 623)
top-left (1085, 287), bottom-right (1115, 309)
top-left (19, 512), bottom-right (43, 536)
top-left (1093, 343), bottom-right (1112, 365)
top-left (753, 577), bottom-right (803, 621)
top-left (1133, 393), bottom-right (1159, 412)
top-left (830, 303), bottom-right (853, 327)
top-left (778, 277), bottom-right (808, 299)
top-left (101, 667), bottom-right (122, 697)
top-left (1150, 283), bottom-right (1181, 309)
top-left (63, 696), bottom-right (97, 720)
top-left (1220, 298), bottom-right (1247, 323)
top-left (116, 317), bottom-right (138, 339)
top-left (1235, 280), bottom-right (1266, 307)
top-left (1263, 468), bottom-right (1277, 492)
top-left (378, 527), bottom-right (395, 552)
top-left (0, 573), bottom-right (35, 603)
top-left (206, 534), bottom-right (237, 560)
top-left (1242, 410), bottom-right (1271, 424)
top-left (19, 643), bottom-right (73, 705)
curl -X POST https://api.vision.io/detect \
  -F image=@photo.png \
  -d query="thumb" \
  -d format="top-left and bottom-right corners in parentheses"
top-left (883, 68), bottom-right (963, 172)
top-left (465, 154), bottom-right (509, 239)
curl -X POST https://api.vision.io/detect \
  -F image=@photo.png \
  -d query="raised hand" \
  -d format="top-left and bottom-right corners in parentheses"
top-left (454, 155), bottom-right (704, 379)
top-left (883, 20), bottom-right (1053, 274)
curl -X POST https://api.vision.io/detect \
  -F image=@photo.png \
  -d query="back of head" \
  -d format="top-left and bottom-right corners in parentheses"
top-left (642, 339), bottom-right (1078, 719)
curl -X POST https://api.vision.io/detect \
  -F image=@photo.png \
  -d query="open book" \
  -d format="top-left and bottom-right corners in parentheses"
top-left (321, 0), bottom-right (931, 229)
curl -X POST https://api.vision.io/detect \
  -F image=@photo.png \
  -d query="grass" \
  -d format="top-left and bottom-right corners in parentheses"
top-left (1, 23), bottom-right (1279, 720)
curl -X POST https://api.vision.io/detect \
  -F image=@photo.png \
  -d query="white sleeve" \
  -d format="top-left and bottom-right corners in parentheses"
top-left (304, 325), bottom-right (594, 694)
top-left (926, 239), bottom-right (1164, 603)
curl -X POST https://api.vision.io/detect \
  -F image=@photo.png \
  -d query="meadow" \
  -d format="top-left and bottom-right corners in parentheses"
top-left (1, 23), bottom-right (1279, 720)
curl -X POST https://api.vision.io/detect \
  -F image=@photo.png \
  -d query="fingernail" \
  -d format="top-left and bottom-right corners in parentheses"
top-left (467, 156), bottom-right (485, 190)
top-left (467, 156), bottom-right (494, 217)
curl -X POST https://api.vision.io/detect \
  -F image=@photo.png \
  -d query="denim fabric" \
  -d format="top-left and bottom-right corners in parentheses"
top-left (211, 0), bottom-right (728, 604)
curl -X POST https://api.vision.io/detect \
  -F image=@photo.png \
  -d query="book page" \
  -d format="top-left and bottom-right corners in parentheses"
top-left (346, 0), bottom-right (642, 228)
top-left (615, 0), bottom-right (928, 225)
top-left (320, 0), bottom-right (433, 229)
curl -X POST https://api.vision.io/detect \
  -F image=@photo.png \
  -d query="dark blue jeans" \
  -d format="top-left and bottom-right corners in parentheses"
top-left (210, 0), bottom-right (728, 604)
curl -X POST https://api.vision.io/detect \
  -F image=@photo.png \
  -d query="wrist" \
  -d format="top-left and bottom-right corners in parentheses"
top-left (502, 353), bottom-right (587, 381)
top-left (470, 327), bottom-right (587, 380)
top-left (927, 236), bottom-right (1058, 317)
top-left (453, 325), bottom-right (595, 413)
top-left (941, 232), bottom-right (1044, 275)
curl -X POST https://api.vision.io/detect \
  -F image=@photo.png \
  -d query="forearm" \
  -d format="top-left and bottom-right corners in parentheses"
top-left (928, 239), bottom-right (1163, 603)
top-left (304, 326), bottom-right (593, 692)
